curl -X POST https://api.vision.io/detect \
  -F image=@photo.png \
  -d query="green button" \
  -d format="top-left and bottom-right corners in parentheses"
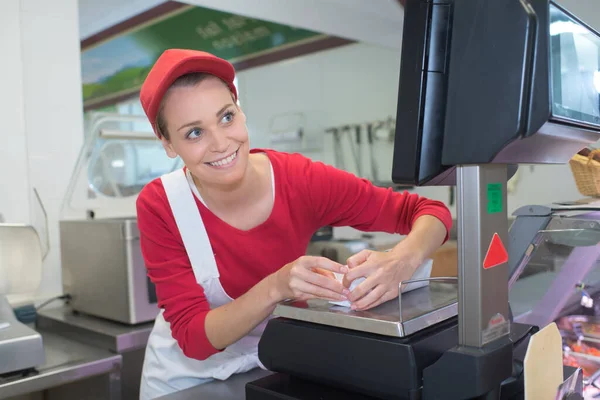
top-left (487, 183), bottom-right (503, 214)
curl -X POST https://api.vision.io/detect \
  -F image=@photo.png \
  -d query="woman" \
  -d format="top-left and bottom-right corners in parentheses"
top-left (136, 48), bottom-right (452, 399)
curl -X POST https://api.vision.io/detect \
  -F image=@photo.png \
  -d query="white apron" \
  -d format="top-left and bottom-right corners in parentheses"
top-left (139, 168), bottom-right (269, 399)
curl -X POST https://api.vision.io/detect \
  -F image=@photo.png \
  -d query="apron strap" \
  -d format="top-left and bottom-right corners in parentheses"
top-left (161, 168), bottom-right (219, 282)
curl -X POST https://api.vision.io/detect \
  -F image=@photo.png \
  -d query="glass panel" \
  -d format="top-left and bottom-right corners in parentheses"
top-left (509, 212), bottom-right (600, 320)
top-left (88, 139), bottom-right (181, 197)
top-left (550, 3), bottom-right (600, 127)
top-left (61, 113), bottom-right (182, 219)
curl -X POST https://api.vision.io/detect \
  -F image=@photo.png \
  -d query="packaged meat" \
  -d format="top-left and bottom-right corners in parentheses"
top-left (563, 352), bottom-right (600, 379)
top-left (557, 315), bottom-right (600, 340)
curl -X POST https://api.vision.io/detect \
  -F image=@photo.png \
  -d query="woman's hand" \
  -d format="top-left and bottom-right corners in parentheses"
top-left (343, 247), bottom-right (422, 311)
top-left (343, 215), bottom-right (448, 311)
top-left (270, 256), bottom-right (349, 303)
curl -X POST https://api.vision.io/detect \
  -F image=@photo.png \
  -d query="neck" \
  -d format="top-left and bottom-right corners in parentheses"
top-left (192, 158), bottom-right (262, 211)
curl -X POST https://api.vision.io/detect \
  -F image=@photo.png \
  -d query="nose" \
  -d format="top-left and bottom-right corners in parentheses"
top-left (210, 131), bottom-right (229, 153)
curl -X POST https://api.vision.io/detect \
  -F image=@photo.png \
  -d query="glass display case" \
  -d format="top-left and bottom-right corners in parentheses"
top-left (508, 198), bottom-right (600, 395)
top-left (61, 112), bottom-right (182, 220)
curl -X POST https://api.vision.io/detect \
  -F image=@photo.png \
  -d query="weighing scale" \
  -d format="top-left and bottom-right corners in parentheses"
top-left (246, 0), bottom-right (600, 398)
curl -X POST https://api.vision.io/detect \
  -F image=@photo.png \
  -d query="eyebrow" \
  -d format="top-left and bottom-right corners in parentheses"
top-left (177, 103), bottom-right (235, 132)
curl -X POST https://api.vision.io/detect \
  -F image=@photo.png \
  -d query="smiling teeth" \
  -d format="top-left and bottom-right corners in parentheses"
top-left (209, 151), bottom-right (237, 167)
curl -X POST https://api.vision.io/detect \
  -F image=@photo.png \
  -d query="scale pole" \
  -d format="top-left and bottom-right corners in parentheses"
top-left (456, 164), bottom-right (510, 347)
top-left (423, 164), bottom-right (514, 399)
top-left (423, 164), bottom-right (513, 400)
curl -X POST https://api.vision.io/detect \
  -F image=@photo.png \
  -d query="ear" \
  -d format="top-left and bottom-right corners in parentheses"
top-left (160, 137), bottom-right (178, 158)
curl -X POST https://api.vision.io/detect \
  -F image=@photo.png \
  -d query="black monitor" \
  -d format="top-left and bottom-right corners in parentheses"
top-left (392, 0), bottom-right (600, 186)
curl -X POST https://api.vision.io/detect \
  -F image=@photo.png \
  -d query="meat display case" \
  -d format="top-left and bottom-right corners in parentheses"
top-left (509, 198), bottom-right (600, 396)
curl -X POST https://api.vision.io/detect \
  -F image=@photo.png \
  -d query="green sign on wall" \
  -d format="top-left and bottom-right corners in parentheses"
top-left (81, 6), bottom-right (324, 109)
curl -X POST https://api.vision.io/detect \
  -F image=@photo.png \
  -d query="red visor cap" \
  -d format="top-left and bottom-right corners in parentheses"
top-left (140, 49), bottom-right (238, 137)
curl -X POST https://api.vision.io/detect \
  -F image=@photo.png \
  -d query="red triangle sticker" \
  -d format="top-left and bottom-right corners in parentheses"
top-left (483, 233), bottom-right (509, 269)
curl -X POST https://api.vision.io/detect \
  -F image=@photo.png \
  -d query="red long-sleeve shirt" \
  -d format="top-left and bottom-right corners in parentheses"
top-left (136, 149), bottom-right (452, 360)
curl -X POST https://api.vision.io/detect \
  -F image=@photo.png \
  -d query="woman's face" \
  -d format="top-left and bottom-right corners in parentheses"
top-left (160, 76), bottom-right (249, 189)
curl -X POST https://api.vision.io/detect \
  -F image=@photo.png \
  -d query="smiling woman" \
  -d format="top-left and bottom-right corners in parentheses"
top-left (156, 72), bottom-right (253, 196)
top-left (135, 48), bottom-right (452, 399)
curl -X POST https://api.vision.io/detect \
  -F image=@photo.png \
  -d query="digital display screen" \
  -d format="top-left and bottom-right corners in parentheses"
top-left (550, 3), bottom-right (600, 128)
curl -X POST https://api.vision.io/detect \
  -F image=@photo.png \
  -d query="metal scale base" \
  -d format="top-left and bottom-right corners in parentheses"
top-left (0, 296), bottom-right (44, 376)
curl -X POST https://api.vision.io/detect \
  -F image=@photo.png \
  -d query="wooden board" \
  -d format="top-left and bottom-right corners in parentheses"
top-left (524, 322), bottom-right (563, 400)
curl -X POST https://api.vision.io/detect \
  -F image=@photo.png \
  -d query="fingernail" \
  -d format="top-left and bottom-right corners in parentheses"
top-left (343, 289), bottom-right (350, 296)
top-left (340, 266), bottom-right (348, 273)
top-left (351, 304), bottom-right (357, 310)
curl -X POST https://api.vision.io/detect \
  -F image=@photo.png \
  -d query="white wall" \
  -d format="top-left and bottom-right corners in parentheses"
top-left (1, 2), bottom-right (30, 226)
top-left (1, 0), bottom-right (84, 304)
top-left (235, 42), bottom-right (589, 242)
top-left (78, 0), bottom-right (166, 39)
top-left (238, 42), bottom-right (401, 180)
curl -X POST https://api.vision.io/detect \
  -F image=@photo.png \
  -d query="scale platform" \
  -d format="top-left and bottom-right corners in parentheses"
top-left (0, 296), bottom-right (45, 375)
top-left (273, 282), bottom-right (458, 337)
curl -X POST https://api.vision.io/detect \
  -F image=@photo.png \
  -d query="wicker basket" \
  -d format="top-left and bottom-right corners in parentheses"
top-left (569, 149), bottom-right (600, 197)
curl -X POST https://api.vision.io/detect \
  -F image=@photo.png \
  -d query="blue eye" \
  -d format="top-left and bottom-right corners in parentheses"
top-left (221, 111), bottom-right (234, 124)
top-left (186, 128), bottom-right (203, 139)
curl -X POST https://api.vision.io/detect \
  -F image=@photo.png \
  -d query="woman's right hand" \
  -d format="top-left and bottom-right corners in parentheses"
top-left (270, 256), bottom-right (350, 303)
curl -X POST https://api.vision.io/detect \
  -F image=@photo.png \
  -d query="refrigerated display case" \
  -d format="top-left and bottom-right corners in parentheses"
top-left (508, 198), bottom-right (600, 396)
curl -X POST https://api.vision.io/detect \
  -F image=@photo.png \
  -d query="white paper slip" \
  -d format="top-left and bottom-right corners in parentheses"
top-left (329, 258), bottom-right (433, 308)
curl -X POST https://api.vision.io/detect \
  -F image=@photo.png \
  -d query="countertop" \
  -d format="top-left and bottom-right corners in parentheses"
top-left (157, 368), bottom-right (273, 400)
top-left (0, 329), bottom-right (122, 399)
top-left (37, 305), bottom-right (154, 353)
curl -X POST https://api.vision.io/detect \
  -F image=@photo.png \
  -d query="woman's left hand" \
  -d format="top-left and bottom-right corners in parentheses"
top-left (342, 247), bottom-right (422, 311)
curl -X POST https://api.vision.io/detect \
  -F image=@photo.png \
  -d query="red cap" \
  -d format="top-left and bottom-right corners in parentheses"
top-left (140, 49), bottom-right (237, 137)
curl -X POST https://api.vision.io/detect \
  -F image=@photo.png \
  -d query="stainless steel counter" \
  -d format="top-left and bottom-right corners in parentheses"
top-left (157, 368), bottom-right (273, 400)
top-left (37, 305), bottom-right (154, 353)
top-left (36, 305), bottom-right (154, 399)
top-left (0, 330), bottom-right (122, 399)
